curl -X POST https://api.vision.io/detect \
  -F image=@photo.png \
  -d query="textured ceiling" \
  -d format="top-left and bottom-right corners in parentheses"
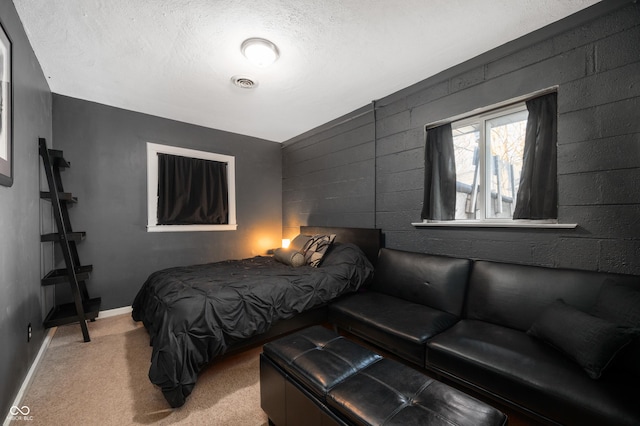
top-left (14, 0), bottom-right (600, 142)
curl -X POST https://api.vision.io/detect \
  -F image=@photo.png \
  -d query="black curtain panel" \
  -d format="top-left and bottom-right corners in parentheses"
top-left (514, 93), bottom-right (558, 219)
top-left (421, 123), bottom-right (457, 220)
top-left (157, 153), bottom-right (229, 225)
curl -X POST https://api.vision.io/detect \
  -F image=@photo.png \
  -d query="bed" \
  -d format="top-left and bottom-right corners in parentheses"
top-left (132, 226), bottom-right (381, 407)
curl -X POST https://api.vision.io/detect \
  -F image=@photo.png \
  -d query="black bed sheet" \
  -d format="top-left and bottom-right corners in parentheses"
top-left (132, 242), bottom-right (373, 407)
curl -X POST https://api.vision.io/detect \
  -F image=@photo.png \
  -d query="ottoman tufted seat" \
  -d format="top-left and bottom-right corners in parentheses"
top-left (262, 324), bottom-right (382, 399)
top-left (260, 325), bottom-right (507, 426)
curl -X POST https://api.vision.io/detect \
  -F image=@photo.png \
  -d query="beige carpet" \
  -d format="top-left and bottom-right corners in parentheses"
top-left (13, 314), bottom-right (268, 426)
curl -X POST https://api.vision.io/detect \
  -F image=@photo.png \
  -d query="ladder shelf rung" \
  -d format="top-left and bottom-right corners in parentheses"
top-left (41, 265), bottom-right (93, 286)
top-left (40, 231), bottom-right (86, 243)
top-left (48, 149), bottom-right (71, 168)
top-left (40, 191), bottom-right (78, 203)
top-left (43, 297), bottom-right (101, 328)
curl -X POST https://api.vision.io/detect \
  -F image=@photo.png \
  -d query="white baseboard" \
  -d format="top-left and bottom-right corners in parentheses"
top-left (3, 305), bottom-right (133, 424)
top-left (3, 327), bottom-right (56, 426)
top-left (97, 305), bottom-right (132, 319)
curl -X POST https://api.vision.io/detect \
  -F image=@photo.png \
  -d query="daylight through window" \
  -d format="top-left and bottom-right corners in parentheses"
top-left (452, 104), bottom-right (528, 220)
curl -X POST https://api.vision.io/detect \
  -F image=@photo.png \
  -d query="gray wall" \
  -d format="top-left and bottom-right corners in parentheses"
top-left (0, 0), bottom-right (53, 417)
top-left (52, 95), bottom-right (282, 310)
top-left (282, 105), bottom-right (376, 239)
top-left (283, 1), bottom-right (640, 275)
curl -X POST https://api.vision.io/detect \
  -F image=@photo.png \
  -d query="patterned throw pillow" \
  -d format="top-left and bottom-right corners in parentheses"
top-left (303, 234), bottom-right (336, 267)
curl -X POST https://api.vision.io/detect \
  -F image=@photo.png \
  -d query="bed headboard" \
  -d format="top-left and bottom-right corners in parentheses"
top-left (300, 226), bottom-right (382, 265)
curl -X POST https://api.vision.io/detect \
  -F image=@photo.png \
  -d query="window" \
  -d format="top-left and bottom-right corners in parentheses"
top-left (147, 142), bottom-right (237, 232)
top-left (452, 104), bottom-right (527, 220)
top-left (416, 91), bottom-right (576, 228)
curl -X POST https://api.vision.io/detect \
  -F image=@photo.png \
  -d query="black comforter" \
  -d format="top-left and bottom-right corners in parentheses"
top-left (132, 243), bottom-right (373, 407)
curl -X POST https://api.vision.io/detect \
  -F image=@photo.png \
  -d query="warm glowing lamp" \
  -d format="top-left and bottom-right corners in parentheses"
top-left (281, 239), bottom-right (291, 249)
top-left (241, 38), bottom-right (279, 67)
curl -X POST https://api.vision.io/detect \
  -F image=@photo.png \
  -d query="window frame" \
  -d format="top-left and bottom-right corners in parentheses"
top-left (452, 103), bottom-right (528, 222)
top-left (146, 142), bottom-right (237, 232)
top-left (413, 88), bottom-right (577, 229)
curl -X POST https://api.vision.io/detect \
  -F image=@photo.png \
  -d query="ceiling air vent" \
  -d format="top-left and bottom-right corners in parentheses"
top-left (231, 75), bottom-right (258, 89)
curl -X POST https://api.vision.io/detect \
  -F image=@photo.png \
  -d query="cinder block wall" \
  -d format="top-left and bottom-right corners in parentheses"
top-left (283, 2), bottom-right (640, 274)
top-left (282, 106), bottom-right (376, 239)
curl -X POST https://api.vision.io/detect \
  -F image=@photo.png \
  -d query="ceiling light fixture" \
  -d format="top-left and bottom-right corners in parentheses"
top-left (241, 38), bottom-right (279, 67)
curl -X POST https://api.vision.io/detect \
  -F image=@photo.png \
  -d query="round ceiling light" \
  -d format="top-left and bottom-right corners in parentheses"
top-left (241, 38), bottom-right (279, 67)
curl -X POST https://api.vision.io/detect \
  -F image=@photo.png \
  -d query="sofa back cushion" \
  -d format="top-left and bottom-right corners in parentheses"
top-left (370, 248), bottom-right (471, 316)
top-left (466, 260), bottom-right (639, 332)
top-left (591, 280), bottom-right (640, 377)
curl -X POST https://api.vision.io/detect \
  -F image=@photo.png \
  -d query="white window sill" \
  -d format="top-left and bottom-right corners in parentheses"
top-left (147, 224), bottom-right (238, 232)
top-left (411, 220), bottom-right (577, 229)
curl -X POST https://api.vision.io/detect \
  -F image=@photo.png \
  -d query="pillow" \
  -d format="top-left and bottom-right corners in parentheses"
top-left (302, 234), bottom-right (336, 267)
top-left (273, 247), bottom-right (306, 267)
top-left (591, 279), bottom-right (640, 326)
top-left (591, 279), bottom-right (640, 376)
top-left (527, 299), bottom-right (638, 379)
top-left (287, 234), bottom-right (311, 252)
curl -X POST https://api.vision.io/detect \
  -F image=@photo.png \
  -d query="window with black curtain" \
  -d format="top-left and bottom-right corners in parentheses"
top-left (513, 92), bottom-right (558, 219)
top-left (157, 153), bottom-right (229, 225)
top-left (421, 92), bottom-right (558, 224)
top-left (421, 123), bottom-right (457, 220)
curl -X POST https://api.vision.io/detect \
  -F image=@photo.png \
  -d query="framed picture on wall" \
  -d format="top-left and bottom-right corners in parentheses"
top-left (0, 20), bottom-right (12, 187)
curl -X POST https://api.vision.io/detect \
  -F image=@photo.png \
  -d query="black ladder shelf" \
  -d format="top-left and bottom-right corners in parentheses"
top-left (39, 138), bottom-right (101, 342)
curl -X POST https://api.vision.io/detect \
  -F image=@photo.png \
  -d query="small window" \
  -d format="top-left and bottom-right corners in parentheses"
top-left (147, 143), bottom-right (237, 232)
top-left (452, 104), bottom-right (527, 220)
top-left (417, 91), bottom-right (569, 228)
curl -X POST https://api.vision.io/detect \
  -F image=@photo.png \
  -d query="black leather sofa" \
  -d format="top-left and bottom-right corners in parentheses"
top-left (329, 248), bottom-right (640, 425)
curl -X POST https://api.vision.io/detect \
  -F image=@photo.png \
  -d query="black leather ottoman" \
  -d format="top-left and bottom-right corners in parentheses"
top-left (260, 325), bottom-right (507, 426)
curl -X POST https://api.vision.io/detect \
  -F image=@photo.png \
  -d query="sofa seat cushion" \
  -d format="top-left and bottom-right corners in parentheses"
top-left (329, 292), bottom-right (459, 366)
top-left (427, 320), bottom-right (640, 426)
